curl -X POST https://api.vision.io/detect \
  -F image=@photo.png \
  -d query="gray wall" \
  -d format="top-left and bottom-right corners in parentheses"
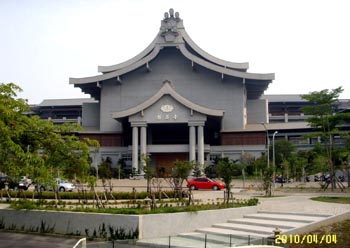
top-left (246, 99), bottom-right (268, 124)
top-left (140, 206), bottom-right (258, 239)
top-left (0, 209), bottom-right (139, 237)
top-left (82, 102), bottom-right (100, 130)
top-left (0, 206), bottom-right (258, 239)
top-left (99, 47), bottom-right (245, 132)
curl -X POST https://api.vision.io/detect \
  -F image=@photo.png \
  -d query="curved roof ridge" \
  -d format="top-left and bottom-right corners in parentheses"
top-left (97, 35), bottom-right (159, 73)
top-left (70, 46), bottom-right (161, 85)
top-left (111, 81), bottom-right (224, 118)
top-left (178, 44), bottom-right (274, 81)
top-left (180, 29), bottom-right (249, 70)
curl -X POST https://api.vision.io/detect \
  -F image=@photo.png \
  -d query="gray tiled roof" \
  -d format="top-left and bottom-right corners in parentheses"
top-left (263, 94), bottom-right (306, 102)
top-left (38, 98), bottom-right (97, 107)
top-left (222, 122), bottom-right (311, 132)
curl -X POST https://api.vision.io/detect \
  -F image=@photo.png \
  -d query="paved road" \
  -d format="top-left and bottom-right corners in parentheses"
top-left (0, 232), bottom-right (79, 248)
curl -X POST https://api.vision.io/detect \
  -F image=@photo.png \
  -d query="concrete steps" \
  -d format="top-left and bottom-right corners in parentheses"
top-left (137, 211), bottom-right (332, 247)
top-left (212, 222), bottom-right (290, 235)
top-left (228, 218), bottom-right (305, 229)
top-left (243, 212), bottom-right (327, 223)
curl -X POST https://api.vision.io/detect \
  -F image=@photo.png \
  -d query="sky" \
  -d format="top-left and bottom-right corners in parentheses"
top-left (1, 0), bottom-right (350, 104)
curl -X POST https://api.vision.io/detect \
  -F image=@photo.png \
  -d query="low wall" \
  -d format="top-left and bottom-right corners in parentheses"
top-left (0, 206), bottom-right (258, 239)
top-left (0, 209), bottom-right (139, 237)
top-left (139, 206), bottom-right (258, 239)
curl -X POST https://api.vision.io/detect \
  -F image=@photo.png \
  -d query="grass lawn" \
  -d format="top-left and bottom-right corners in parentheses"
top-left (310, 196), bottom-right (350, 204)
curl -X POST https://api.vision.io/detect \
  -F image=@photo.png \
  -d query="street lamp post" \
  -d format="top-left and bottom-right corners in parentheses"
top-left (261, 123), bottom-right (269, 169)
top-left (261, 123), bottom-right (271, 196)
top-left (272, 131), bottom-right (278, 191)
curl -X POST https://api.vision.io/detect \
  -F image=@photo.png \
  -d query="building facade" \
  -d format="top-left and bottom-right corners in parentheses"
top-left (67, 9), bottom-right (276, 174)
top-left (31, 9), bottom-right (349, 175)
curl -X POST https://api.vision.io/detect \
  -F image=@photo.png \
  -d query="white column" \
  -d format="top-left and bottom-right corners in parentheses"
top-left (197, 125), bottom-right (204, 167)
top-left (189, 125), bottom-right (196, 162)
top-left (132, 126), bottom-right (139, 173)
top-left (140, 125), bottom-right (147, 174)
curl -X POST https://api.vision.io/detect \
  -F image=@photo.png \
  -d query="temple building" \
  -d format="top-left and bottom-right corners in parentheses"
top-left (67, 9), bottom-right (276, 174)
top-left (54, 9), bottom-right (346, 174)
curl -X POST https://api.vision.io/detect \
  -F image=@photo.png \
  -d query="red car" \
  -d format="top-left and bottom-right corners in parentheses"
top-left (187, 177), bottom-right (225, 190)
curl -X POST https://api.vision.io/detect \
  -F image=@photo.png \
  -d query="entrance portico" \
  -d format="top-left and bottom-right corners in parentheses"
top-left (111, 81), bottom-right (224, 173)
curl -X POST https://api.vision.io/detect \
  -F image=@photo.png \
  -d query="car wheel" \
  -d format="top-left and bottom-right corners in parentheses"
top-left (189, 185), bottom-right (196, 190)
top-left (212, 185), bottom-right (219, 191)
top-left (59, 187), bottom-right (65, 192)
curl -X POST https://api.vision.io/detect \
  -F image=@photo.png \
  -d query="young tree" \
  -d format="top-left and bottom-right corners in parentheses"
top-left (216, 157), bottom-right (241, 203)
top-left (289, 153), bottom-right (308, 182)
top-left (301, 87), bottom-right (350, 190)
top-left (98, 156), bottom-right (113, 193)
top-left (142, 154), bottom-right (155, 193)
top-left (192, 162), bottom-right (202, 177)
top-left (252, 154), bottom-right (273, 196)
top-left (169, 160), bottom-right (193, 199)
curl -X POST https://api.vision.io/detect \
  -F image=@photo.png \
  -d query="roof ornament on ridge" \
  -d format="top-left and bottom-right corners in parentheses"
top-left (160, 8), bottom-right (182, 42)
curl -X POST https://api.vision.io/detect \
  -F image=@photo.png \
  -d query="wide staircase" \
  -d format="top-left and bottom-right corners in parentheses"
top-left (137, 211), bottom-right (332, 247)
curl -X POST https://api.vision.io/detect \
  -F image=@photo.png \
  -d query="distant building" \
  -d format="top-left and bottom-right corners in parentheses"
top-left (31, 9), bottom-right (350, 174)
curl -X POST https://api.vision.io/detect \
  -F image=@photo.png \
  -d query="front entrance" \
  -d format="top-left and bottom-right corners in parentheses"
top-left (153, 153), bottom-right (188, 177)
top-left (149, 123), bottom-right (189, 144)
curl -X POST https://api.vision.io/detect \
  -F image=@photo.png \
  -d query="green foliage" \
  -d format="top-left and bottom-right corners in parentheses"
top-left (262, 166), bottom-right (273, 196)
top-left (0, 218), bottom-right (4, 229)
top-left (192, 162), bottom-right (202, 177)
top-left (98, 157), bottom-right (113, 180)
top-left (108, 226), bottom-right (139, 240)
top-left (39, 220), bottom-right (55, 233)
top-left (216, 157), bottom-right (240, 202)
top-left (301, 87), bottom-right (350, 189)
top-left (5, 190), bottom-right (171, 201)
top-left (252, 154), bottom-right (273, 196)
top-left (0, 83), bottom-right (31, 177)
top-left (170, 160), bottom-right (194, 198)
top-left (171, 160), bottom-right (194, 179)
top-left (241, 153), bottom-right (256, 176)
top-left (141, 154), bottom-right (154, 193)
top-left (311, 196), bottom-right (350, 204)
top-left (0, 82), bottom-right (99, 192)
top-left (301, 87), bottom-right (344, 131)
top-left (289, 153), bottom-right (308, 180)
top-left (272, 139), bottom-right (296, 167)
top-left (9, 197), bottom-right (259, 215)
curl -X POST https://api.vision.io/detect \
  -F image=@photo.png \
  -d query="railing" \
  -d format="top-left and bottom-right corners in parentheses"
top-left (68, 235), bottom-right (286, 248)
top-left (166, 234), bottom-right (284, 248)
top-left (73, 238), bottom-right (86, 248)
top-left (134, 233), bottom-right (287, 248)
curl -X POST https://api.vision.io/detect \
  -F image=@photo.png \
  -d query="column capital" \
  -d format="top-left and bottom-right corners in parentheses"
top-left (188, 120), bottom-right (205, 127)
top-left (131, 121), bottom-right (148, 127)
